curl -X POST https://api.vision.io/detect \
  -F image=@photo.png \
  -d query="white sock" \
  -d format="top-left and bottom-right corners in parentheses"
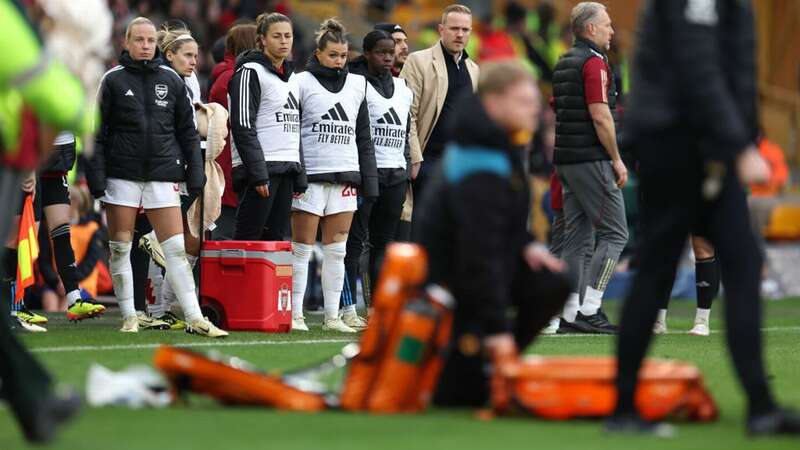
top-left (321, 241), bottom-right (347, 321)
top-left (580, 286), bottom-right (604, 316)
top-left (160, 235), bottom-right (203, 322)
top-left (695, 308), bottom-right (711, 323)
top-left (547, 316), bottom-right (560, 329)
top-left (341, 304), bottom-right (356, 316)
top-left (562, 292), bottom-right (580, 322)
top-left (66, 290), bottom-right (82, 305)
top-left (657, 309), bottom-right (667, 323)
top-left (147, 260), bottom-right (165, 317)
top-left (166, 254), bottom-right (196, 314)
top-left (291, 243), bottom-right (312, 319)
top-left (109, 241), bottom-right (136, 319)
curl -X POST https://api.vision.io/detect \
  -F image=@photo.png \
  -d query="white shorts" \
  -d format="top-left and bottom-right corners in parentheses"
top-left (292, 182), bottom-right (358, 216)
top-left (100, 178), bottom-right (182, 209)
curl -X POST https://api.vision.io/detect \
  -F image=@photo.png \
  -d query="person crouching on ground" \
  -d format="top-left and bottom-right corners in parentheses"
top-left (416, 61), bottom-right (571, 407)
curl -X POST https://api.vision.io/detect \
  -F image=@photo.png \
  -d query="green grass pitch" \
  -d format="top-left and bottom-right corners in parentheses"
top-left (1, 299), bottom-right (799, 450)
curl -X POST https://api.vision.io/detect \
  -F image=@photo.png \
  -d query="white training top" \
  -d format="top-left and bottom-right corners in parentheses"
top-left (231, 63), bottom-right (301, 167)
top-left (296, 71), bottom-right (366, 175)
top-left (186, 72), bottom-right (202, 104)
top-left (366, 78), bottom-right (412, 170)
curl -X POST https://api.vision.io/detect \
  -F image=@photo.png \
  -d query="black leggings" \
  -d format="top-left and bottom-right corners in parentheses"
top-left (342, 181), bottom-right (407, 307)
top-left (615, 130), bottom-right (775, 418)
top-left (234, 173), bottom-right (294, 241)
top-left (433, 264), bottom-right (571, 407)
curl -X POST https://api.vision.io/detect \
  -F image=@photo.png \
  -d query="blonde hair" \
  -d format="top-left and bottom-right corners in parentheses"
top-left (478, 61), bottom-right (535, 97)
top-left (441, 4), bottom-right (472, 24)
top-left (125, 17), bottom-right (155, 41)
top-left (158, 26), bottom-right (196, 54)
top-left (315, 18), bottom-right (347, 51)
top-left (255, 12), bottom-right (292, 50)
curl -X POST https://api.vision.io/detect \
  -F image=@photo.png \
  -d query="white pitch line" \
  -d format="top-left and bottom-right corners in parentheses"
top-left (539, 325), bottom-right (800, 338)
top-left (30, 338), bottom-right (356, 354)
top-left (27, 326), bottom-right (800, 353)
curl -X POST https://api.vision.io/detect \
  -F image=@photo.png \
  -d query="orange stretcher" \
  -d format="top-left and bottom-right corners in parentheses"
top-left (493, 355), bottom-right (718, 421)
top-left (153, 243), bottom-right (718, 423)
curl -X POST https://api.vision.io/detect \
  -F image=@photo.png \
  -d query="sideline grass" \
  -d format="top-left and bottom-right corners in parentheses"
top-left (1, 299), bottom-right (799, 450)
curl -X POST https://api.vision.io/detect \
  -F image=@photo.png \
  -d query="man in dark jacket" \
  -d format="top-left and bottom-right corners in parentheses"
top-left (608, 0), bottom-right (800, 436)
top-left (417, 61), bottom-right (570, 407)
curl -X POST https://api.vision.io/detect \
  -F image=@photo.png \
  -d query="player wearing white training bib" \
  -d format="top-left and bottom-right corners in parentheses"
top-left (291, 18), bottom-right (378, 333)
top-left (339, 30), bottom-right (413, 325)
top-left (229, 13), bottom-right (305, 242)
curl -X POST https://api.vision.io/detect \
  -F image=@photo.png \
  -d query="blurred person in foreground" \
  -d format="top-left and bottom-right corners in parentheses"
top-left (417, 61), bottom-right (570, 407)
top-left (608, 0), bottom-right (800, 436)
top-left (0, 0), bottom-right (110, 443)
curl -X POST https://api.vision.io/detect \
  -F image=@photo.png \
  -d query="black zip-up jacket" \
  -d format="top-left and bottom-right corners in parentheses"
top-left (228, 50), bottom-right (306, 192)
top-left (418, 95), bottom-right (534, 334)
top-left (302, 56), bottom-right (379, 198)
top-left (86, 50), bottom-right (204, 197)
top-left (347, 56), bottom-right (411, 187)
top-left (624, 0), bottom-right (757, 161)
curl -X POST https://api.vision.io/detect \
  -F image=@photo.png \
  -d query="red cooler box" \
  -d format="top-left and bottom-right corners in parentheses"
top-left (200, 241), bottom-right (293, 333)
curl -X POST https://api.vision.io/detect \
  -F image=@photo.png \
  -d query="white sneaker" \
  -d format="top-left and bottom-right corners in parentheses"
top-left (541, 317), bottom-right (560, 335)
top-left (186, 317), bottom-right (229, 338)
top-left (322, 317), bottom-right (357, 333)
top-left (136, 311), bottom-right (171, 330)
top-left (15, 316), bottom-right (47, 332)
top-left (120, 315), bottom-right (139, 333)
top-left (292, 316), bottom-right (309, 331)
top-left (653, 320), bottom-right (668, 335)
top-left (138, 231), bottom-right (166, 269)
top-left (688, 320), bottom-right (710, 336)
top-left (341, 311), bottom-right (368, 330)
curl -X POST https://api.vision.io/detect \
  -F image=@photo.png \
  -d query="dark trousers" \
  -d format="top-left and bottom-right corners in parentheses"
top-left (234, 174), bottom-right (293, 241)
top-left (131, 214), bottom-right (152, 311)
top-left (211, 205), bottom-right (237, 240)
top-left (614, 128), bottom-right (775, 417)
top-left (411, 155), bottom-right (442, 242)
top-left (0, 168), bottom-right (53, 433)
top-left (433, 263), bottom-right (570, 407)
top-left (342, 182), bottom-right (407, 307)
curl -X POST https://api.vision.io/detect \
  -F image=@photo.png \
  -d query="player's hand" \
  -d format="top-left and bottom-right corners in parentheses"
top-left (612, 159), bottom-right (628, 188)
top-left (410, 162), bottom-right (421, 180)
top-left (21, 172), bottom-right (36, 194)
top-left (484, 334), bottom-right (516, 359)
top-left (255, 184), bottom-right (270, 198)
top-left (523, 242), bottom-right (566, 273)
top-left (737, 145), bottom-right (770, 185)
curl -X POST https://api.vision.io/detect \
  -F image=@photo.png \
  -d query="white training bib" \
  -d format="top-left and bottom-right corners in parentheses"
top-left (366, 78), bottom-right (412, 170)
top-left (53, 132), bottom-right (75, 146)
top-left (231, 64), bottom-right (301, 167)
top-left (297, 71), bottom-right (365, 175)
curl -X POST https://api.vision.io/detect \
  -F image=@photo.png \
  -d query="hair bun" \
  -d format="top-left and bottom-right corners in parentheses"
top-left (320, 18), bottom-right (345, 34)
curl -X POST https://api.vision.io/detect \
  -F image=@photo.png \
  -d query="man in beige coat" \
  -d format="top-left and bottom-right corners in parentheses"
top-left (400, 4), bottom-right (479, 239)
